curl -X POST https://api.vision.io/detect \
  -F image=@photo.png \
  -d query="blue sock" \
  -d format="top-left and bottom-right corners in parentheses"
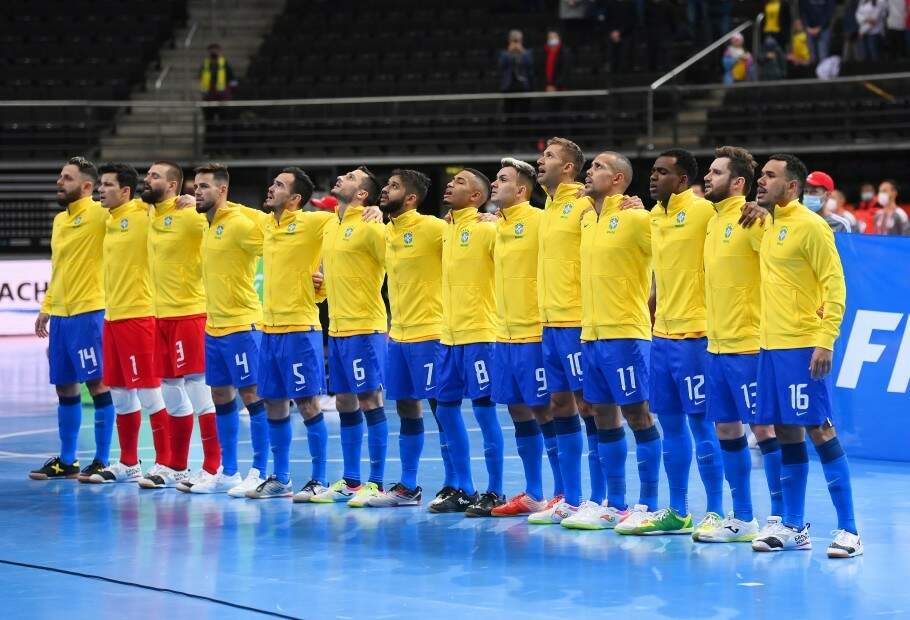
top-left (540, 420), bottom-right (563, 497)
top-left (659, 414), bottom-right (692, 515)
top-left (304, 413), bottom-right (327, 484)
top-left (598, 427), bottom-right (628, 510)
top-left (514, 419), bottom-right (544, 501)
top-left (720, 435), bottom-right (753, 522)
top-left (57, 395), bottom-right (82, 465)
top-left (247, 399), bottom-right (270, 473)
top-left (780, 442), bottom-right (809, 530)
top-left (398, 417), bottom-right (424, 490)
top-left (584, 416), bottom-right (606, 504)
top-left (758, 437), bottom-right (784, 516)
top-left (91, 392), bottom-right (115, 464)
top-left (267, 417), bottom-right (292, 484)
top-left (688, 414), bottom-right (724, 515)
top-left (364, 406), bottom-right (388, 487)
top-left (472, 400), bottom-right (504, 495)
top-left (432, 411), bottom-right (456, 488)
top-left (435, 401), bottom-right (474, 494)
top-left (339, 410), bottom-right (364, 486)
top-left (215, 400), bottom-right (240, 476)
top-left (553, 415), bottom-right (584, 506)
top-left (633, 426), bottom-right (662, 511)
top-left (816, 438), bottom-right (857, 535)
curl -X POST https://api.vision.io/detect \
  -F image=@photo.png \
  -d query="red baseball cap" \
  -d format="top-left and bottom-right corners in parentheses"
top-left (806, 171), bottom-right (834, 192)
top-left (310, 195), bottom-right (338, 211)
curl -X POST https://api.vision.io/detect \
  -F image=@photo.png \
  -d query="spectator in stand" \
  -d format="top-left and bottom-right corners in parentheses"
top-left (708, 0), bottom-right (733, 41)
top-left (605, 0), bottom-right (639, 71)
top-left (885, 0), bottom-right (908, 57)
top-left (687, 0), bottom-right (708, 43)
top-left (543, 29), bottom-right (569, 93)
top-left (854, 182), bottom-right (878, 232)
top-left (759, 34), bottom-right (788, 80)
top-left (831, 190), bottom-right (861, 232)
top-left (856, 0), bottom-right (888, 62)
top-left (788, 19), bottom-right (813, 75)
top-left (499, 30), bottom-right (534, 120)
top-left (560, 0), bottom-right (594, 20)
top-left (763, 0), bottom-right (792, 48)
top-left (722, 33), bottom-right (754, 84)
top-left (872, 179), bottom-right (910, 235)
top-left (199, 44), bottom-right (237, 152)
top-left (842, 0), bottom-right (862, 62)
top-left (800, 0), bottom-right (836, 64)
top-left (804, 171), bottom-right (853, 232)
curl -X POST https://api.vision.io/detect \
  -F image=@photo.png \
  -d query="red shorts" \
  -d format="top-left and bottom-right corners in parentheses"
top-left (157, 313), bottom-right (206, 378)
top-left (102, 316), bottom-right (161, 388)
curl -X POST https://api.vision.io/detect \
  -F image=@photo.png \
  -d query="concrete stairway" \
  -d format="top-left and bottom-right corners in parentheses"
top-left (101, 0), bottom-right (286, 162)
top-left (638, 89), bottom-right (726, 151)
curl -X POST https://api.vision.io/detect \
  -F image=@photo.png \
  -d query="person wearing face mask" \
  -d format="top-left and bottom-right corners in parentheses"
top-left (803, 171), bottom-right (852, 233)
top-left (872, 179), bottom-right (910, 235)
top-left (830, 190), bottom-right (860, 232)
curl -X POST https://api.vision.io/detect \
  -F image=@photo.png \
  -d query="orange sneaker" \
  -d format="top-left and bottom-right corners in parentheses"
top-left (491, 492), bottom-right (548, 517)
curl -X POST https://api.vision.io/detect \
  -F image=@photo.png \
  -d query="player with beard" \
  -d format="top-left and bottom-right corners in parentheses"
top-left (186, 164), bottom-right (273, 496)
top-left (30, 157), bottom-right (116, 482)
top-left (141, 162), bottom-right (223, 493)
top-left (692, 147), bottom-right (783, 543)
top-left (750, 154), bottom-right (861, 558)
top-left (310, 167), bottom-right (390, 507)
top-left (429, 169), bottom-right (506, 514)
top-left (366, 169), bottom-right (448, 507)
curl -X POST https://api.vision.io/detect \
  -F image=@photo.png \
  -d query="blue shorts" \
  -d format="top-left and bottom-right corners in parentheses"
top-left (257, 330), bottom-right (326, 400)
top-left (755, 347), bottom-right (833, 427)
top-left (650, 336), bottom-right (708, 416)
top-left (492, 342), bottom-right (548, 407)
top-left (328, 333), bottom-right (387, 395)
top-left (705, 352), bottom-right (758, 424)
top-left (581, 339), bottom-right (650, 406)
top-left (542, 326), bottom-right (583, 393)
top-left (436, 342), bottom-right (493, 402)
top-left (385, 339), bottom-right (440, 401)
top-left (48, 310), bottom-right (104, 385)
top-left (205, 329), bottom-right (262, 388)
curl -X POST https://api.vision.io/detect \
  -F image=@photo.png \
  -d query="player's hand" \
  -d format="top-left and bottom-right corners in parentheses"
top-left (361, 206), bottom-right (383, 223)
top-left (477, 212), bottom-right (498, 223)
top-left (809, 347), bottom-right (833, 380)
top-left (312, 272), bottom-right (324, 291)
top-left (619, 195), bottom-right (645, 210)
top-left (35, 312), bottom-right (49, 338)
top-left (738, 201), bottom-right (768, 228)
top-left (175, 194), bottom-right (196, 210)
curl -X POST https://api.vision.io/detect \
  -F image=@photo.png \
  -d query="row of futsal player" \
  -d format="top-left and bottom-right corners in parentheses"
top-left (29, 138), bottom-right (861, 559)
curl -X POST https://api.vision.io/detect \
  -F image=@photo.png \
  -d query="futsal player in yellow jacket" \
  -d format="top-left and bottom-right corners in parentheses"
top-left (532, 137), bottom-right (601, 523)
top-left (428, 169), bottom-right (505, 515)
top-left (30, 157), bottom-right (116, 482)
top-left (750, 154), bottom-right (861, 559)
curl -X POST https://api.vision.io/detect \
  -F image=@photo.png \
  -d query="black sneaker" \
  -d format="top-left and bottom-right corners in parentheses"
top-left (78, 459), bottom-right (107, 483)
top-left (428, 485), bottom-right (457, 509)
top-left (464, 491), bottom-right (506, 518)
top-left (29, 456), bottom-right (80, 480)
top-left (428, 489), bottom-right (477, 513)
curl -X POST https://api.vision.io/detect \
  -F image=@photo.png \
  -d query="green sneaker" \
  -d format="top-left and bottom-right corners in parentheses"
top-left (636, 507), bottom-right (694, 535)
top-left (692, 511), bottom-right (723, 541)
top-left (347, 481), bottom-right (382, 508)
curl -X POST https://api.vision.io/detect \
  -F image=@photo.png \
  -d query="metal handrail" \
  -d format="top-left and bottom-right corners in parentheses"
top-left (646, 15), bottom-right (758, 140)
top-left (184, 22), bottom-right (199, 49)
top-left (154, 65), bottom-right (172, 92)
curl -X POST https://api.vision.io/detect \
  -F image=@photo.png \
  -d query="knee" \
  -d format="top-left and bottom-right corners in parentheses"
top-left (55, 384), bottom-right (81, 399)
top-left (238, 387), bottom-right (260, 406)
top-left (624, 410), bottom-right (653, 432)
top-left (210, 386), bottom-right (234, 405)
top-left (296, 397), bottom-right (321, 419)
top-left (396, 400), bottom-right (422, 419)
top-left (335, 393), bottom-right (359, 413)
top-left (358, 390), bottom-right (383, 411)
top-left (137, 387), bottom-right (165, 413)
top-left (750, 424), bottom-right (775, 442)
top-left (807, 423), bottom-right (837, 445)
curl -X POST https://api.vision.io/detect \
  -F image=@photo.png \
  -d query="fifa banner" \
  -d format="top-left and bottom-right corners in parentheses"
top-left (833, 234), bottom-right (910, 462)
top-left (0, 259), bottom-right (50, 336)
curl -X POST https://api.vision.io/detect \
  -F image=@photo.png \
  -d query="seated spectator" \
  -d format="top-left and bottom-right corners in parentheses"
top-left (831, 190), bottom-right (861, 232)
top-left (722, 33), bottom-right (754, 84)
top-left (856, 0), bottom-right (888, 62)
top-left (871, 179), bottom-right (910, 235)
top-left (759, 35), bottom-right (787, 80)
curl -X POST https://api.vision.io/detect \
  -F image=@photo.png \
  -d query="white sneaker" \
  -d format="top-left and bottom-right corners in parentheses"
top-left (827, 529), bottom-right (863, 558)
top-left (245, 476), bottom-right (293, 499)
top-left (366, 483), bottom-right (422, 507)
top-left (562, 501), bottom-right (628, 530)
top-left (138, 466), bottom-right (188, 489)
top-left (292, 479), bottom-right (329, 503)
top-left (190, 471), bottom-right (243, 494)
top-left (692, 511), bottom-right (724, 541)
top-left (177, 468), bottom-right (215, 493)
top-left (227, 468), bottom-right (266, 498)
top-left (347, 481), bottom-right (383, 508)
top-left (528, 499), bottom-right (575, 525)
top-left (309, 479), bottom-right (362, 503)
top-left (752, 517), bottom-right (812, 552)
top-left (89, 461), bottom-right (142, 484)
top-left (696, 512), bottom-right (759, 543)
top-left (614, 504), bottom-right (654, 534)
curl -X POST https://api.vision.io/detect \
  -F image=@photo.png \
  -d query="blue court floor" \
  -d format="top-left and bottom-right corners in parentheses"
top-left (1, 337), bottom-right (908, 619)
